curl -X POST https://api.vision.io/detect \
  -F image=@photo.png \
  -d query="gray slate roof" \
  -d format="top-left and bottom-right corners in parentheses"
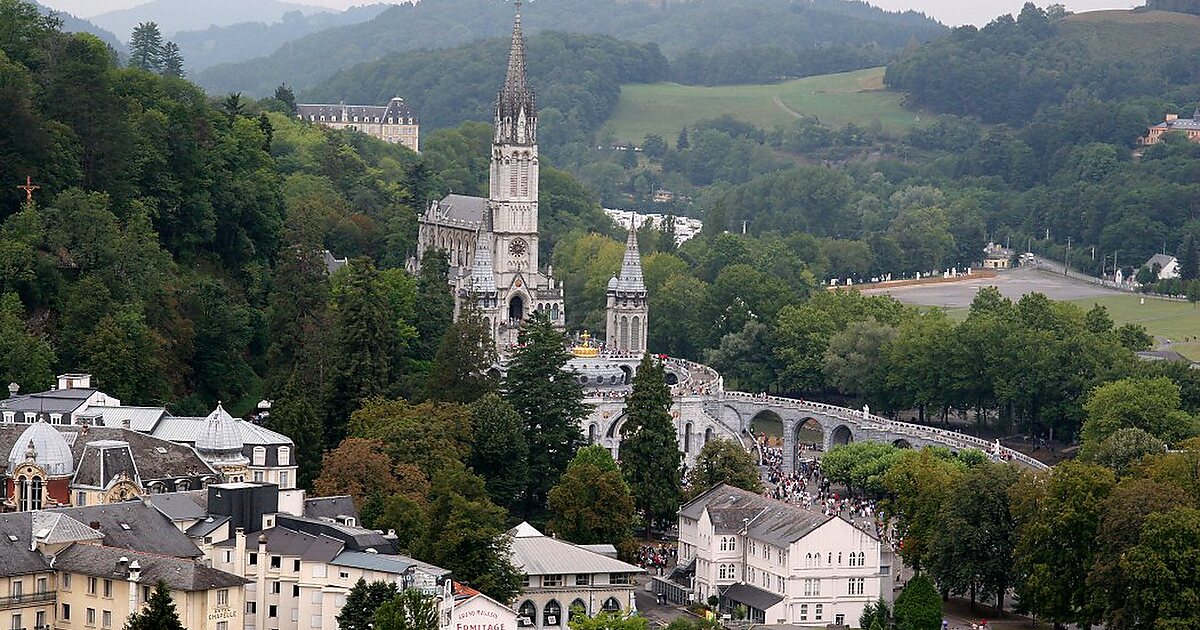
top-left (145, 491), bottom-right (210, 522)
top-left (331, 551), bottom-right (450, 577)
top-left (509, 523), bottom-right (643, 576)
top-left (0, 513), bottom-right (52, 576)
top-left (93, 406), bottom-right (167, 432)
top-left (53, 543), bottom-right (248, 591)
top-left (303, 496), bottom-right (359, 522)
top-left (1145, 253), bottom-right (1177, 269)
top-left (297, 97), bottom-right (418, 124)
top-left (680, 484), bottom-right (860, 548)
top-left (428, 194), bottom-right (487, 226)
top-left (32, 511), bottom-right (104, 545)
top-left (275, 514), bottom-right (392, 552)
top-left (214, 526), bottom-right (345, 563)
top-left (51, 501), bottom-right (203, 558)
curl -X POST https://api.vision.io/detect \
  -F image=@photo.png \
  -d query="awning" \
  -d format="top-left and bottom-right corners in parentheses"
top-left (720, 583), bottom-right (783, 611)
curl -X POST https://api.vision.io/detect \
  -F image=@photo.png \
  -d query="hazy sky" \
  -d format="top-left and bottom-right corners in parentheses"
top-left (47, 0), bottom-right (1142, 27)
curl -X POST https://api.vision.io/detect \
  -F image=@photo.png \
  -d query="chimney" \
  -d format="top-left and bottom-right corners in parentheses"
top-left (57, 374), bottom-right (92, 390)
top-left (1166, 113), bottom-right (1179, 122)
top-left (128, 560), bottom-right (141, 612)
top-left (7, 383), bottom-right (17, 398)
top-left (89, 521), bottom-right (100, 530)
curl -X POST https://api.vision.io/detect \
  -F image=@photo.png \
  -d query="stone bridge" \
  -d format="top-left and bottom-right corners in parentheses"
top-left (582, 358), bottom-right (1049, 472)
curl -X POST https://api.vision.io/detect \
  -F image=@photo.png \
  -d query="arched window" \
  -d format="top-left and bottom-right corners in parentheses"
top-left (728, 538), bottom-right (736, 552)
top-left (683, 423), bottom-right (692, 454)
top-left (17, 474), bottom-right (44, 511)
top-left (588, 424), bottom-right (597, 444)
top-left (858, 551), bottom-right (866, 566)
top-left (838, 552), bottom-right (842, 565)
top-left (602, 597), bottom-right (620, 612)
top-left (569, 600), bottom-right (587, 621)
top-left (619, 316), bottom-right (629, 350)
top-left (631, 316), bottom-right (641, 352)
top-left (805, 553), bottom-right (812, 568)
top-left (252, 447), bottom-right (266, 466)
top-left (278, 447), bottom-right (290, 466)
top-left (176, 479), bottom-right (190, 491)
top-left (705, 427), bottom-right (713, 444)
top-left (827, 552), bottom-right (832, 565)
top-left (518, 601), bottom-right (537, 628)
top-left (543, 601), bottom-right (561, 627)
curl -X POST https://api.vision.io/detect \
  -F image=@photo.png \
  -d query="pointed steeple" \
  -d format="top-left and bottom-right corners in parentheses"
top-left (495, 1), bottom-right (536, 145)
top-left (615, 220), bottom-right (645, 293)
top-left (469, 209), bottom-right (498, 294)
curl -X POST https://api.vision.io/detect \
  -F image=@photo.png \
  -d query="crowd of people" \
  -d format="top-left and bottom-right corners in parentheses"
top-left (637, 543), bottom-right (677, 576)
top-left (756, 436), bottom-right (896, 549)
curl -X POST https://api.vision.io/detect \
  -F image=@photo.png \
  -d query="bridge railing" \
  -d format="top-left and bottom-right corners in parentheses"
top-left (721, 390), bottom-right (1049, 470)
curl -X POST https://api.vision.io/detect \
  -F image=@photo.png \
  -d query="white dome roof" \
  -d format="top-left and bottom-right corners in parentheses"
top-left (8, 422), bottom-right (75, 477)
top-left (195, 403), bottom-right (245, 453)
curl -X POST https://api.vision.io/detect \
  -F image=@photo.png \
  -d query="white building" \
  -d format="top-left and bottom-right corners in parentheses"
top-left (1143, 253), bottom-right (1180, 281)
top-left (677, 484), bottom-right (894, 628)
top-left (508, 522), bottom-right (644, 629)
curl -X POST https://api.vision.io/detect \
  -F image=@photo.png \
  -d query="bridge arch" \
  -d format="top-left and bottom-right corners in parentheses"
top-left (831, 425), bottom-right (854, 447)
top-left (749, 410), bottom-right (784, 464)
top-left (893, 438), bottom-right (912, 449)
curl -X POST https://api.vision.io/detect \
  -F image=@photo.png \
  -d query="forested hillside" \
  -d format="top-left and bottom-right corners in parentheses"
top-left (0, 0), bottom-right (608, 423)
top-left (304, 32), bottom-right (670, 150)
top-left (884, 7), bottom-right (1200, 124)
top-left (196, 0), bottom-right (946, 95)
top-left (173, 4), bottom-right (389, 72)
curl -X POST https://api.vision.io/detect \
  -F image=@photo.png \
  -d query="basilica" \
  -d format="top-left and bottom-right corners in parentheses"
top-left (414, 6), bottom-right (647, 353)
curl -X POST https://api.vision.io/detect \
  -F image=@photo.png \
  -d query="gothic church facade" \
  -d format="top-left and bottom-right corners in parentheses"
top-left (414, 6), bottom-right (646, 352)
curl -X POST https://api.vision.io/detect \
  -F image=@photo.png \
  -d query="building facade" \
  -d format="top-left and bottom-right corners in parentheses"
top-left (296, 98), bottom-right (420, 151)
top-left (605, 229), bottom-right (648, 355)
top-left (508, 522), bottom-right (643, 630)
top-left (413, 7), bottom-right (568, 350)
top-left (1141, 106), bottom-right (1200, 145)
top-left (678, 484), bottom-right (894, 629)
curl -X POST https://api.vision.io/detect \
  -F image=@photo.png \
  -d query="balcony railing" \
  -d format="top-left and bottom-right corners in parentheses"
top-left (0, 591), bottom-right (55, 609)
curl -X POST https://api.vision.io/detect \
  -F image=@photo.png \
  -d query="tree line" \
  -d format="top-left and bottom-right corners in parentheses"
top-left (823, 426), bottom-right (1200, 628)
top-left (194, 0), bottom-right (946, 96)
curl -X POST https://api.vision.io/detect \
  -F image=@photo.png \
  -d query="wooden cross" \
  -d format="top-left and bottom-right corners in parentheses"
top-left (16, 176), bottom-right (39, 203)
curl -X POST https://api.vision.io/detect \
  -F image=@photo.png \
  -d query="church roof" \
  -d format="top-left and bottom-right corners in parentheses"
top-left (428, 194), bottom-right (487, 228)
top-left (611, 225), bottom-right (646, 295)
top-left (296, 97), bottom-right (418, 124)
top-left (7, 421), bottom-right (75, 477)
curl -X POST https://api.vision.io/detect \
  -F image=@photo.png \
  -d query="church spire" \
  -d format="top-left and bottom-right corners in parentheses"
top-left (469, 208), bottom-right (498, 294)
top-left (495, 1), bottom-right (536, 145)
top-left (615, 219), bottom-right (646, 293)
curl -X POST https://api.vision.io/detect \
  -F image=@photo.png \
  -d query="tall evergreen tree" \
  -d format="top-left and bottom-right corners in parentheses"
top-left (128, 22), bottom-right (164, 71)
top-left (337, 579), bottom-right (400, 630)
top-left (274, 83), bottom-right (297, 113)
top-left (467, 393), bottom-right (528, 512)
top-left (325, 257), bottom-right (395, 443)
top-left (413, 248), bottom-right (454, 362)
top-left (619, 353), bottom-right (682, 535)
top-left (267, 372), bottom-right (324, 489)
top-left (504, 311), bottom-right (589, 519)
top-left (123, 581), bottom-right (184, 630)
top-left (425, 299), bottom-right (497, 403)
top-left (1178, 233), bottom-right (1199, 281)
top-left (159, 41), bottom-right (183, 78)
top-left (265, 214), bottom-right (330, 394)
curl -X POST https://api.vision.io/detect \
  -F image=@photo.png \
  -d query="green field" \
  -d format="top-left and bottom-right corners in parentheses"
top-left (1067, 294), bottom-right (1200, 352)
top-left (940, 293), bottom-right (1200, 360)
top-left (606, 67), bottom-right (929, 145)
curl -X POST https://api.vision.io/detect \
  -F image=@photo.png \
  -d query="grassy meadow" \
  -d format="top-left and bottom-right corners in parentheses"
top-left (606, 67), bottom-right (930, 145)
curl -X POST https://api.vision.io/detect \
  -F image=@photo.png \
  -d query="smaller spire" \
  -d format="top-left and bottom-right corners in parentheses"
top-left (614, 217), bottom-right (645, 294)
top-left (469, 209), bottom-right (498, 294)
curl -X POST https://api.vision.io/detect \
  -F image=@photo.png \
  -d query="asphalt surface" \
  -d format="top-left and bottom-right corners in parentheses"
top-left (858, 267), bottom-right (1116, 308)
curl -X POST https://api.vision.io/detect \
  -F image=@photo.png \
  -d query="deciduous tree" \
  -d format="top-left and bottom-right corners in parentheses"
top-left (685, 438), bottom-right (763, 497)
top-left (467, 393), bottom-right (528, 512)
top-left (373, 589), bottom-right (439, 630)
top-left (338, 579), bottom-right (400, 630)
top-left (548, 446), bottom-right (635, 547)
top-left (893, 575), bottom-right (941, 630)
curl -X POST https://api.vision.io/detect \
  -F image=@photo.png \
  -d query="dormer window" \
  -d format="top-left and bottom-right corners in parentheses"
top-left (23, 412), bottom-right (35, 423)
top-left (278, 447), bottom-right (290, 466)
top-left (3, 412), bottom-right (14, 423)
top-left (253, 446), bottom-right (266, 466)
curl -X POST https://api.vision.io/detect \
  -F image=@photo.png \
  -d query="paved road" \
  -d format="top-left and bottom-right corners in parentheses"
top-left (859, 266), bottom-right (1117, 308)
